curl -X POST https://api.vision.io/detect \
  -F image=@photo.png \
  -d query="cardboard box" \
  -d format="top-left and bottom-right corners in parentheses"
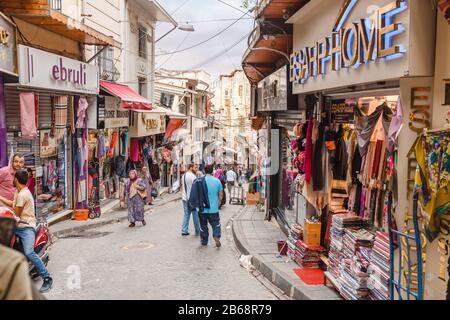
top-left (304, 219), bottom-right (321, 246)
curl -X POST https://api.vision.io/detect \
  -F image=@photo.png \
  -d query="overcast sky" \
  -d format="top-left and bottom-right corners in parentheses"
top-left (155, 0), bottom-right (254, 78)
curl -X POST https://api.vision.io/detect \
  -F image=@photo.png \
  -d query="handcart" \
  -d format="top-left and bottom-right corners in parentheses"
top-left (230, 183), bottom-right (245, 205)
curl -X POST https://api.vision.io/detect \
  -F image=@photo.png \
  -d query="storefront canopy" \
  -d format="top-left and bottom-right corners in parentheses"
top-left (100, 81), bottom-right (152, 110)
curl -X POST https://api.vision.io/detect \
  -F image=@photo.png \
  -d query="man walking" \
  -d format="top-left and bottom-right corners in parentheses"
top-left (181, 163), bottom-right (200, 236)
top-left (225, 166), bottom-right (237, 197)
top-left (0, 170), bottom-right (53, 293)
top-left (0, 154), bottom-right (25, 208)
top-left (199, 165), bottom-right (223, 247)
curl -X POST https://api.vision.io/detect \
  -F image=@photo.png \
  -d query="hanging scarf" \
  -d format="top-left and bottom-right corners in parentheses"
top-left (304, 116), bottom-right (313, 184)
top-left (76, 97), bottom-right (88, 129)
top-left (354, 103), bottom-right (393, 156)
top-left (53, 96), bottom-right (68, 141)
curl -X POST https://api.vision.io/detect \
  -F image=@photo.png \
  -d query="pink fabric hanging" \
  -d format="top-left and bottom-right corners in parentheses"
top-left (76, 97), bottom-right (88, 128)
top-left (20, 92), bottom-right (37, 139)
top-left (304, 115), bottom-right (313, 184)
top-left (130, 138), bottom-right (139, 162)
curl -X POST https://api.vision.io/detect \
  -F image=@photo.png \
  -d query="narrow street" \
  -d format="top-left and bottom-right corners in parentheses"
top-left (44, 199), bottom-right (281, 300)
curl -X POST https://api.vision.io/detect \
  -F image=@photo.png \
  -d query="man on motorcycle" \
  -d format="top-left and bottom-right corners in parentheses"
top-left (0, 154), bottom-right (25, 208)
top-left (0, 208), bottom-right (45, 299)
top-left (0, 170), bottom-right (53, 293)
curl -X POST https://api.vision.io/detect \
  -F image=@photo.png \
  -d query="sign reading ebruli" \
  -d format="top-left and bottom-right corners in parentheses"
top-left (18, 44), bottom-right (99, 94)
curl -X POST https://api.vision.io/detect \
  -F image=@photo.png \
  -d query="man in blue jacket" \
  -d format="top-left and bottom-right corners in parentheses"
top-left (199, 165), bottom-right (224, 247)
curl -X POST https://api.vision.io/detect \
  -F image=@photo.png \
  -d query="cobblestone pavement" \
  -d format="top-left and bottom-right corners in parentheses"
top-left (43, 200), bottom-right (282, 300)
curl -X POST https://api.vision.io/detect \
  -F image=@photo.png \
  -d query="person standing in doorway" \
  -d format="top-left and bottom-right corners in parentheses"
top-left (125, 170), bottom-right (147, 227)
top-left (0, 170), bottom-right (53, 293)
top-left (0, 154), bottom-right (25, 208)
top-left (181, 163), bottom-right (200, 236)
top-left (199, 165), bottom-right (224, 247)
top-left (225, 166), bottom-right (237, 199)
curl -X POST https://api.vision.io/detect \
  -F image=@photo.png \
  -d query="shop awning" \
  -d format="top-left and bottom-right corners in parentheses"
top-left (100, 81), bottom-right (152, 110)
top-left (0, 2), bottom-right (116, 46)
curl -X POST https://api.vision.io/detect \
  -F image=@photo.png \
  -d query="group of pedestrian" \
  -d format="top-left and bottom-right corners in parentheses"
top-left (180, 164), bottom-right (224, 247)
top-left (0, 154), bottom-right (53, 293)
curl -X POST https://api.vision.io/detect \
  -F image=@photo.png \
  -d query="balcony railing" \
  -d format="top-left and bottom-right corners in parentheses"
top-left (50, 0), bottom-right (62, 11)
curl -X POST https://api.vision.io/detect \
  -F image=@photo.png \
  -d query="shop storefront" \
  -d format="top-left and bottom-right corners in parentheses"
top-left (4, 44), bottom-right (99, 220)
top-left (86, 95), bottom-right (130, 209)
top-left (256, 65), bottom-right (301, 227)
top-left (129, 107), bottom-right (167, 192)
top-left (284, 0), bottom-right (445, 300)
top-left (0, 12), bottom-right (17, 168)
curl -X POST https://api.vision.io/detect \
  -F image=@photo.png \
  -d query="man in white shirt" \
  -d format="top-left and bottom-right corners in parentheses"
top-left (181, 163), bottom-right (200, 236)
top-left (225, 167), bottom-right (237, 197)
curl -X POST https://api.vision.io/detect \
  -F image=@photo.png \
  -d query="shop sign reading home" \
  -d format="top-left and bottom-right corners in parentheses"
top-left (290, 0), bottom-right (407, 85)
top-left (18, 44), bottom-right (99, 94)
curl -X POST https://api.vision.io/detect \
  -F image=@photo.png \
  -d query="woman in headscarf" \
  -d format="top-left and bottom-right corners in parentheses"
top-left (141, 166), bottom-right (153, 205)
top-left (126, 170), bottom-right (146, 227)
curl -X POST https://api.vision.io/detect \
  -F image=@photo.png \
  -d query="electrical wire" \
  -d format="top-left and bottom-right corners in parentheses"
top-left (155, 10), bottom-right (250, 56)
top-left (188, 31), bottom-right (250, 70)
top-left (156, 31), bottom-right (191, 69)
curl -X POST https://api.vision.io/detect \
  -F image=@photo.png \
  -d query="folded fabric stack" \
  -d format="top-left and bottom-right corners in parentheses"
top-left (342, 228), bottom-right (374, 258)
top-left (293, 240), bottom-right (325, 268)
top-left (338, 228), bottom-right (374, 300)
top-left (368, 231), bottom-right (391, 300)
top-left (287, 224), bottom-right (303, 260)
top-left (290, 224), bottom-right (303, 241)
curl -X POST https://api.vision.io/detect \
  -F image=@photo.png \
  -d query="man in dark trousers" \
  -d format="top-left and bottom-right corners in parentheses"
top-left (198, 165), bottom-right (224, 247)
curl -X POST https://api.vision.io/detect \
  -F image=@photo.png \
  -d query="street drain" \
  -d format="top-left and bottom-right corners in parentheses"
top-left (59, 231), bottom-right (112, 239)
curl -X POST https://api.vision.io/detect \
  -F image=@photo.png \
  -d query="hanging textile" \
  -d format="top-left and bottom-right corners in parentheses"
top-left (76, 97), bottom-right (88, 128)
top-left (414, 131), bottom-right (450, 242)
top-left (108, 132), bottom-right (119, 158)
top-left (387, 97), bottom-right (403, 152)
top-left (312, 125), bottom-right (325, 191)
top-left (354, 103), bottom-right (393, 156)
top-left (130, 138), bottom-right (139, 162)
top-left (304, 116), bottom-right (313, 184)
top-left (53, 96), bottom-right (68, 141)
top-left (20, 92), bottom-right (38, 139)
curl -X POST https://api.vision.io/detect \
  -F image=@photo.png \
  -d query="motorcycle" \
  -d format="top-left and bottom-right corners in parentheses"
top-left (0, 207), bottom-right (50, 279)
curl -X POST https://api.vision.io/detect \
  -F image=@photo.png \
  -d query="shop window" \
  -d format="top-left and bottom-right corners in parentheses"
top-left (138, 24), bottom-right (147, 59)
top-left (138, 77), bottom-right (147, 98)
top-left (160, 92), bottom-right (174, 108)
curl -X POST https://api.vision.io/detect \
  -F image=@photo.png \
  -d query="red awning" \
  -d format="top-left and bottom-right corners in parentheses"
top-left (100, 81), bottom-right (152, 110)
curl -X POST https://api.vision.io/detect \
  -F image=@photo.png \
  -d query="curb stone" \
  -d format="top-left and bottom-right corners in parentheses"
top-left (231, 207), bottom-right (339, 300)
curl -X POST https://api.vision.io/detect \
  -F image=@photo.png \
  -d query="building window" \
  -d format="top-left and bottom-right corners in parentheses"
top-left (138, 77), bottom-right (147, 98)
top-left (239, 85), bottom-right (243, 97)
top-left (224, 90), bottom-right (229, 97)
top-left (97, 47), bottom-right (119, 81)
top-left (138, 24), bottom-right (147, 59)
top-left (50, 0), bottom-right (62, 11)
